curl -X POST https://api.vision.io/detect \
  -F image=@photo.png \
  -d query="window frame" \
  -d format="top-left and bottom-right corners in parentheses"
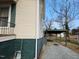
top-left (0, 5), bottom-right (11, 27)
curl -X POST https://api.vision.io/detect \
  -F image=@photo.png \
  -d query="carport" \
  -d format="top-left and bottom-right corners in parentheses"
top-left (44, 30), bottom-right (66, 44)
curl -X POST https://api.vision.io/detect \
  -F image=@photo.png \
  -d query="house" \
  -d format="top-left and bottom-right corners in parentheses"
top-left (70, 28), bottom-right (79, 42)
top-left (70, 32), bottom-right (79, 42)
top-left (0, 0), bottom-right (45, 59)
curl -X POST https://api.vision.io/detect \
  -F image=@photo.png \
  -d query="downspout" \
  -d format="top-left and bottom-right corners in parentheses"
top-left (35, 0), bottom-right (40, 59)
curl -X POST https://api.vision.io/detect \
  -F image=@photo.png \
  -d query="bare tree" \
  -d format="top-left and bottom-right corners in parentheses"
top-left (49, 0), bottom-right (79, 45)
top-left (44, 17), bottom-right (53, 31)
top-left (55, 15), bottom-right (65, 29)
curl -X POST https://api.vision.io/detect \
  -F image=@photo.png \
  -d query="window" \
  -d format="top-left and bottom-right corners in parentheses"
top-left (0, 6), bottom-right (9, 27)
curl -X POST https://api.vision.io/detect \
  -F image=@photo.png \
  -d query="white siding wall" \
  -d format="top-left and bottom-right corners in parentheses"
top-left (15, 0), bottom-right (44, 39)
top-left (15, 0), bottom-right (37, 39)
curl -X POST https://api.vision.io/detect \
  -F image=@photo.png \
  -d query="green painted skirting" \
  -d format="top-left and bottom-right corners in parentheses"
top-left (15, 39), bottom-right (21, 51)
top-left (15, 39), bottom-right (36, 59)
top-left (37, 37), bottom-right (46, 58)
top-left (21, 39), bottom-right (35, 59)
top-left (0, 39), bottom-right (36, 59)
top-left (0, 38), bottom-right (46, 59)
top-left (0, 39), bottom-right (15, 59)
top-left (15, 39), bottom-right (35, 59)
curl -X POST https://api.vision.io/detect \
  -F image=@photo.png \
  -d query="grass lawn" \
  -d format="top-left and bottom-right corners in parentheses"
top-left (60, 42), bottom-right (79, 54)
top-left (47, 37), bottom-right (79, 54)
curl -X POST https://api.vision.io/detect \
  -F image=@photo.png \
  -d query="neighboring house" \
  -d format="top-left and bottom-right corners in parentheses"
top-left (70, 35), bottom-right (78, 40)
top-left (70, 32), bottom-right (79, 41)
top-left (0, 0), bottom-right (45, 59)
top-left (70, 28), bottom-right (79, 41)
top-left (69, 34), bottom-right (79, 44)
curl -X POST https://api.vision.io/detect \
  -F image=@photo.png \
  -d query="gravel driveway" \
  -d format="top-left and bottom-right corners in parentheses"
top-left (40, 42), bottom-right (79, 59)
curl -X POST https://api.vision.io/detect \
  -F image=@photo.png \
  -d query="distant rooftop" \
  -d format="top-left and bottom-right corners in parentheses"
top-left (44, 29), bottom-right (66, 34)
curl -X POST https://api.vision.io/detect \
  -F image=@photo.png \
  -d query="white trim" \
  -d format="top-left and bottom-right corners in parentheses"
top-left (0, 36), bottom-right (16, 42)
top-left (35, 0), bottom-right (40, 59)
top-left (8, 5), bottom-right (11, 27)
top-left (36, 0), bottom-right (40, 39)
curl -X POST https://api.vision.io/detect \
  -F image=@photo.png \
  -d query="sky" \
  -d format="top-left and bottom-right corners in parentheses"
top-left (45, 0), bottom-right (79, 29)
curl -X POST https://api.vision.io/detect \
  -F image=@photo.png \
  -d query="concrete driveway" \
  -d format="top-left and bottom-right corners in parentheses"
top-left (40, 42), bottom-right (79, 59)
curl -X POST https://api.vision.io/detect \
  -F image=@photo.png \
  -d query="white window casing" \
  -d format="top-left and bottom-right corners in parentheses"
top-left (8, 5), bottom-right (11, 27)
